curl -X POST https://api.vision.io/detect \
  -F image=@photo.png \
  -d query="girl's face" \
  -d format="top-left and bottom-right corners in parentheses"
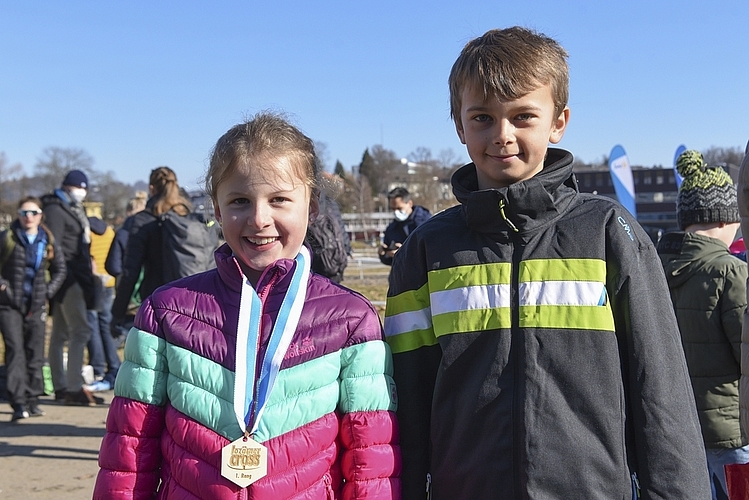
top-left (17, 202), bottom-right (43, 232)
top-left (214, 155), bottom-right (317, 285)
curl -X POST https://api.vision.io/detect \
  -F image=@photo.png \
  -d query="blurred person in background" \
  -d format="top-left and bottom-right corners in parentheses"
top-left (378, 186), bottom-right (431, 266)
top-left (84, 212), bottom-right (119, 393)
top-left (41, 170), bottom-right (103, 406)
top-left (0, 196), bottom-right (66, 420)
top-left (110, 167), bottom-right (193, 330)
top-left (105, 191), bottom-right (147, 343)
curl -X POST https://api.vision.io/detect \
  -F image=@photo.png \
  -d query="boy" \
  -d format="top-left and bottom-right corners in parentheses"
top-left (384, 27), bottom-right (710, 499)
top-left (658, 150), bottom-right (749, 499)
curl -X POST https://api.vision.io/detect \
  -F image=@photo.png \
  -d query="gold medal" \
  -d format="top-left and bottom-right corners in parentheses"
top-left (221, 433), bottom-right (268, 488)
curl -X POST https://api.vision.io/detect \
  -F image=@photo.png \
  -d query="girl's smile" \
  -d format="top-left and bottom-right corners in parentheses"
top-left (213, 155), bottom-right (318, 285)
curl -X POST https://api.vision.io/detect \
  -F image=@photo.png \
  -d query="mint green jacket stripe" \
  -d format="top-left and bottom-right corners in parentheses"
top-left (116, 329), bottom-right (395, 443)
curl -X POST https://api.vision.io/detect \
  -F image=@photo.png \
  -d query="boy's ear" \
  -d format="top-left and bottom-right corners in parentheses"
top-left (455, 120), bottom-right (467, 145)
top-left (549, 107), bottom-right (570, 144)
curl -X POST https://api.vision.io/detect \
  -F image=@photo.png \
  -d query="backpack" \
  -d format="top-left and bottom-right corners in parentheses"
top-left (158, 208), bottom-right (220, 284)
top-left (306, 196), bottom-right (350, 282)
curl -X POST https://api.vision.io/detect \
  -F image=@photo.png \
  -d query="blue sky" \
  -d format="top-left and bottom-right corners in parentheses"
top-left (2, 1), bottom-right (748, 190)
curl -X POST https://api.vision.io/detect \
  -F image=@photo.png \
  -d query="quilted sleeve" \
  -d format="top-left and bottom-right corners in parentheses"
top-left (93, 298), bottom-right (169, 499)
top-left (606, 211), bottom-right (711, 499)
top-left (338, 307), bottom-right (401, 500)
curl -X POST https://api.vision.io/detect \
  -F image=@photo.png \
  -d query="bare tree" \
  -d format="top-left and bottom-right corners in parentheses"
top-left (0, 152), bottom-right (23, 181)
top-left (35, 146), bottom-right (94, 193)
top-left (702, 146), bottom-right (744, 169)
top-left (89, 170), bottom-right (136, 223)
top-left (0, 153), bottom-right (24, 223)
top-left (340, 172), bottom-right (374, 215)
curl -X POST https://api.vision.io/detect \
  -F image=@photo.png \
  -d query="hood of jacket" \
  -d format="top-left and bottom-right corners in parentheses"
top-left (451, 148), bottom-right (578, 237)
top-left (660, 231), bottom-right (734, 288)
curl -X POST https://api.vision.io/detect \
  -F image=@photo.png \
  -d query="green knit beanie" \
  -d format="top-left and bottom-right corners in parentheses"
top-left (676, 150), bottom-right (739, 230)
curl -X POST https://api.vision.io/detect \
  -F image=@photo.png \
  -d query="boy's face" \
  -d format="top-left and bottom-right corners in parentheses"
top-left (456, 83), bottom-right (569, 190)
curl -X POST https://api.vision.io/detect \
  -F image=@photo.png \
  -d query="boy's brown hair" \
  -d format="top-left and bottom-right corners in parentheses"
top-left (449, 26), bottom-right (569, 127)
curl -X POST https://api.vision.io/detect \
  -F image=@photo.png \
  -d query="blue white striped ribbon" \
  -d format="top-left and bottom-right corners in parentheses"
top-left (233, 246), bottom-right (310, 435)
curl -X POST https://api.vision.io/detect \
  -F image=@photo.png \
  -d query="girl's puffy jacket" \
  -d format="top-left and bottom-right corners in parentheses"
top-left (94, 244), bottom-right (401, 499)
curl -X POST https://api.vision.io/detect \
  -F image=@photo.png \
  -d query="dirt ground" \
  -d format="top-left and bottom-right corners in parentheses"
top-left (0, 391), bottom-right (112, 499)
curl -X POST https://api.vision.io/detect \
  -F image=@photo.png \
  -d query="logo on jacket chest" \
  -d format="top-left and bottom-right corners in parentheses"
top-left (284, 337), bottom-right (315, 359)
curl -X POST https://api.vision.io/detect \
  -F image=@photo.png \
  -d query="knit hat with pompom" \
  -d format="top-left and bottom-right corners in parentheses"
top-left (676, 150), bottom-right (739, 230)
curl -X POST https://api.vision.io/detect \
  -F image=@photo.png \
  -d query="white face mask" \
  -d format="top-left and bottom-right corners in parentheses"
top-left (69, 187), bottom-right (87, 203)
top-left (394, 209), bottom-right (409, 222)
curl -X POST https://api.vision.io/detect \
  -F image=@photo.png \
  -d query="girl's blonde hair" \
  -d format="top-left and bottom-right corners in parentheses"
top-left (149, 166), bottom-right (192, 216)
top-left (204, 111), bottom-right (320, 201)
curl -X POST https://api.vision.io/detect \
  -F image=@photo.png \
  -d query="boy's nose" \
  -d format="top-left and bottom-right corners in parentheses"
top-left (493, 120), bottom-right (515, 146)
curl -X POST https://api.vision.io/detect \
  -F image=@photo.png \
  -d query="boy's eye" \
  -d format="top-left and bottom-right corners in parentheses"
top-left (231, 197), bottom-right (249, 205)
top-left (473, 114), bottom-right (492, 123)
top-left (515, 113), bottom-right (534, 121)
top-left (270, 196), bottom-right (289, 204)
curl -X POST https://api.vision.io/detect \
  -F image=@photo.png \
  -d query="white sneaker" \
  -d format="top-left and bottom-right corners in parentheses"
top-left (81, 365), bottom-right (95, 385)
top-left (83, 380), bottom-right (113, 392)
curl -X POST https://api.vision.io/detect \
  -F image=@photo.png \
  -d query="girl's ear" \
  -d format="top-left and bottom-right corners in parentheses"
top-left (213, 200), bottom-right (222, 224)
top-left (308, 191), bottom-right (320, 223)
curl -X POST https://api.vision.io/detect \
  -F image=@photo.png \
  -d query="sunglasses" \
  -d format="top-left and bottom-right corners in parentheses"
top-left (18, 209), bottom-right (42, 217)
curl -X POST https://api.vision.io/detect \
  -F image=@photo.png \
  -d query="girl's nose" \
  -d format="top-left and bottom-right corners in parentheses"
top-left (248, 204), bottom-right (271, 228)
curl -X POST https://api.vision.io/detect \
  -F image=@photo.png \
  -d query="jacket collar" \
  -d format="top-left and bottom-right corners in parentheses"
top-left (215, 243), bottom-right (295, 295)
top-left (451, 148), bottom-right (577, 236)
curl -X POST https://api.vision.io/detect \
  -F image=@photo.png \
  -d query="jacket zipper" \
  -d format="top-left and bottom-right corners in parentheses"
top-left (501, 196), bottom-right (523, 496)
top-left (498, 199), bottom-right (519, 233)
top-left (248, 267), bottom-right (281, 430)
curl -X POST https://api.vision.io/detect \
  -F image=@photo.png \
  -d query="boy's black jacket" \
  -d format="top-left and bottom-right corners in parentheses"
top-left (386, 148), bottom-right (711, 499)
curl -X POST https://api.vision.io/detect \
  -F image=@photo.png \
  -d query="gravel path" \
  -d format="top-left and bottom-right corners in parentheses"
top-left (0, 391), bottom-right (112, 499)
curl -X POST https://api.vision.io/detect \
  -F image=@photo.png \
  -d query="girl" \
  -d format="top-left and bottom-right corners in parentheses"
top-left (0, 196), bottom-right (66, 420)
top-left (94, 112), bottom-right (401, 499)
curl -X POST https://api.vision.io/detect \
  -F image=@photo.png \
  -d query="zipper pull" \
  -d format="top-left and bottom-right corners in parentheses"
top-left (426, 472), bottom-right (432, 500)
top-left (498, 199), bottom-right (519, 233)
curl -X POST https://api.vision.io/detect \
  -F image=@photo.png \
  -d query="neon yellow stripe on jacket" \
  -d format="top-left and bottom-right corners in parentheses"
top-left (385, 282), bottom-right (435, 353)
top-left (385, 259), bottom-right (614, 354)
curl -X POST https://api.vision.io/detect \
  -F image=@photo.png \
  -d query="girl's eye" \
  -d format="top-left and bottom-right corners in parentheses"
top-left (270, 197), bottom-right (288, 204)
top-left (231, 197), bottom-right (249, 205)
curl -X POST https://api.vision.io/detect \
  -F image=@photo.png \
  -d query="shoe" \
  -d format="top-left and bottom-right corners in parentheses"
top-left (83, 380), bottom-right (113, 392)
top-left (27, 400), bottom-right (46, 417)
top-left (81, 365), bottom-right (95, 386)
top-left (11, 404), bottom-right (29, 421)
top-left (54, 389), bottom-right (67, 402)
top-left (64, 388), bottom-right (104, 406)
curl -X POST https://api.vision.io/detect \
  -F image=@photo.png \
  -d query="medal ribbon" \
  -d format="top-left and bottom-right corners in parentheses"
top-left (233, 246), bottom-right (310, 435)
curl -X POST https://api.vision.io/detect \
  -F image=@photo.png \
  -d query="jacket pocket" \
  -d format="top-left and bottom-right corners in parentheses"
top-left (0, 280), bottom-right (13, 306)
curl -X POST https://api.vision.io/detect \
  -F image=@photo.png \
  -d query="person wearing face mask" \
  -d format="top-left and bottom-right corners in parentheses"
top-left (378, 186), bottom-right (431, 266)
top-left (40, 170), bottom-right (103, 406)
